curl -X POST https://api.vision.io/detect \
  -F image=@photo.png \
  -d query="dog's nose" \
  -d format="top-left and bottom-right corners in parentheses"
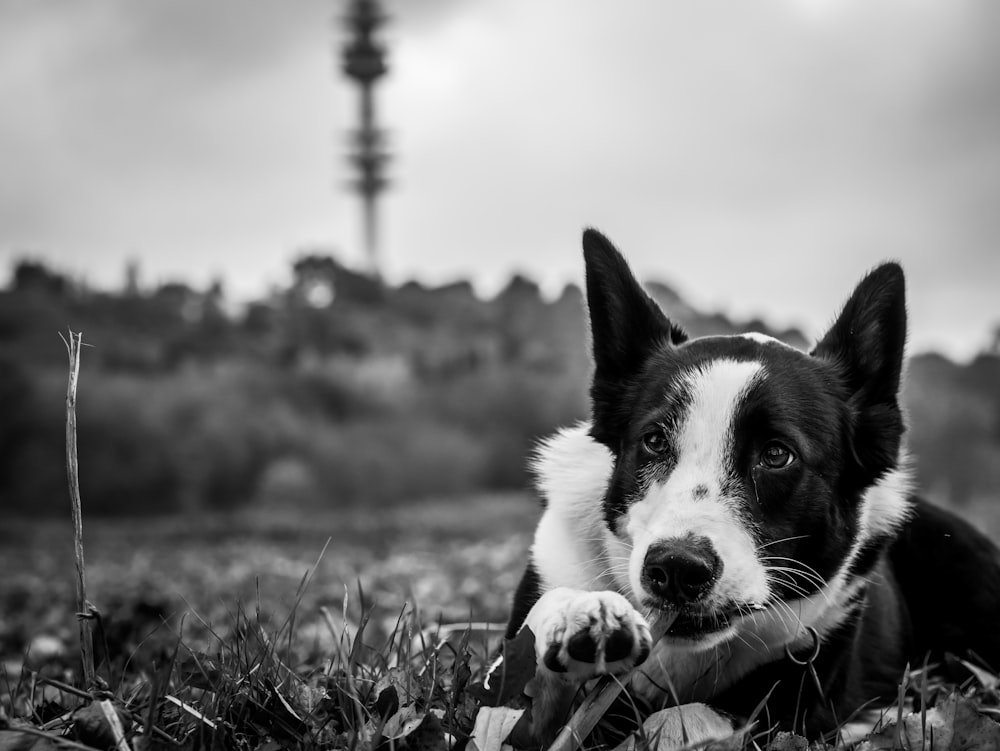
top-left (641, 537), bottom-right (722, 605)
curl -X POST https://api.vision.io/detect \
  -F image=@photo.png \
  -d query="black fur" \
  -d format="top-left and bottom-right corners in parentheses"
top-left (505, 560), bottom-right (542, 640)
top-left (889, 502), bottom-right (1000, 672)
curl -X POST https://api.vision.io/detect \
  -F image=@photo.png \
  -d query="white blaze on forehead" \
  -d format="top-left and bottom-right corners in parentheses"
top-left (672, 358), bottom-right (764, 488)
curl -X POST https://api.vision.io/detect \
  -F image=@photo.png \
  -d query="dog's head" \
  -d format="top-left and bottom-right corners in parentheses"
top-left (582, 229), bottom-right (910, 648)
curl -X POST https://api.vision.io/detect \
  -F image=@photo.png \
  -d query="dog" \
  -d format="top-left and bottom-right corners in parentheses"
top-left (504, 229), bottom-right (1000, 744)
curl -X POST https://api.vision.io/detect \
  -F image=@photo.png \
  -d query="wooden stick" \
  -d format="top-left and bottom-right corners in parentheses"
top-left (546, 612), bottom-right (676, 751)
top-left (60, 329), bottom-right (97, 689)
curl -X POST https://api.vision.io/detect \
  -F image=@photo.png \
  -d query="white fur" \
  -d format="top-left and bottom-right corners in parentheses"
top-left (530, 424), bottom-right (618, 591)
top-left (739, 332), bottom-right (798, 350)
top-left (854, 462), bottom-right (914, 540)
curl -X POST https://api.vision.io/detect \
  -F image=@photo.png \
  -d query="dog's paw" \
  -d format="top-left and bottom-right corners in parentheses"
top-left (523, 588), bottom-right (652, 679)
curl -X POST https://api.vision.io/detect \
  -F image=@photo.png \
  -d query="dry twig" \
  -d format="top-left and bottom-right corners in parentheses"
top-left (60, 328), bottom-right (98, 689)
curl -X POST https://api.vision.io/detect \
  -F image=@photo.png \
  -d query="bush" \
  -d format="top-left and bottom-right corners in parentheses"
top-left (3, 365), bottom-right (290, 514)
top-left (0, 368), bottom-right (183, 515)
top-left (1, 351), bottom-right (593, 515)
top-left (299, 417), bottom-right (491, 506)
top-left (413, 364), bottom-right (588, 486)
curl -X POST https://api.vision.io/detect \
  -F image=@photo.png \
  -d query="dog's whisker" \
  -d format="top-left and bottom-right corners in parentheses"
top-left (732, 623), bottom-right (766, 654)
top-left (770, 579), bottom-right (811, 598)
top-left (586, 566), bottom-right (630, 585)
top-left (756, 535), bottom-right (810, 550)
top-left (763, 564), bottom-right (830, 594)
top-left (761, 556), bottom-right (829, 585)
top-left (732, 604), bottom-right (768, 653)
top-left (764, 565), bottom-right (824, 589)
top-left (766, 575), bottom-right (811, 600)
top-left (769, 596), bottom-right (805, 628)
top-left (766, 566), bottom-right (822, 588)
top-left (583, 565), bottom-right (631, 591)
top-left (768, 573), bottom-right (833, 608)
top-left (579, 536), bottom-right (632, 549)
top-left (767, 566), bottom-right (829, 591)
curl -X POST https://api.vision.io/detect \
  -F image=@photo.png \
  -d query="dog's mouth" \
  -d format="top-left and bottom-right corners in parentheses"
top-left (665, 609), bottom-right (733, 639)
top-left (647, 601), bottom-right (761, 642)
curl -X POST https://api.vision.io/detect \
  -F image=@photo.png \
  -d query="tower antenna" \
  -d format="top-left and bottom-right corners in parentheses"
top-left (341, 0), bottom-right (390, 278)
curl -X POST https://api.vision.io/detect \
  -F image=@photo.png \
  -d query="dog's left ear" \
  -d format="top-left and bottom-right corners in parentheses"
top-left (812, 263), bottom-right (907, 481)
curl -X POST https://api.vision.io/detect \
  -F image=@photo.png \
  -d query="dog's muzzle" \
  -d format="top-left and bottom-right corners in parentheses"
top-left (641, 535), bottom-right (722, 607)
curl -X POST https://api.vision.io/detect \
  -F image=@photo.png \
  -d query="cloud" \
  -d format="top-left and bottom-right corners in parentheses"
top-left (0, 0), bottom-right (997, 357)
top-left (382, 0), bottom-right (1000, 354)
top-left (0, 0), bottom-right (343, 287)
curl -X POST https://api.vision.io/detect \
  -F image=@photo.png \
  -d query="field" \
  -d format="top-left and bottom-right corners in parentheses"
top-left (5, 493), bottom-right (1000, 751)
top-left (0, 494), bottom-right (538, 672)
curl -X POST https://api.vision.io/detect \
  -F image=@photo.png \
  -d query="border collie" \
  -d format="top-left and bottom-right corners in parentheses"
top-left (504, 229), bottom-right (1000, 744)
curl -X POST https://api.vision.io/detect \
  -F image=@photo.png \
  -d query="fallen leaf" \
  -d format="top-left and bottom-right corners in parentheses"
top-left (960, 659), bottom-right (1000, 692)
top-left (611, 704), bottom-right (739, 751)
top-left (382, 704), bottom-right (426, 741)
top-left (72, 700), bottom-right (132, 750)
top-left (377, 706), bottom-right (447, 751)
top-left (766, 731), bottom-right (809, 751)
top-left (373, 666), bottom-right (418, 707)
top-left (469, 629), bottom-right (536, 708)
top-left (949, 694), bottom-right (1000, 750)
top-left (468, 706), bottom-right (525, 751)
top-left (402, 712), bottom-right (447, 751)
top-left (857, 693), bottom-right (1000, 751)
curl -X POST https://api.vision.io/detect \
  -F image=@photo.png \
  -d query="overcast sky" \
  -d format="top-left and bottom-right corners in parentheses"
top-left (1, 0), bottom-right (997, 359)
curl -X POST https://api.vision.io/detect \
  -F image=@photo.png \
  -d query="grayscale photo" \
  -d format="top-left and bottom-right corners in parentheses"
top-left (1, 2), bottom-right (999, 750)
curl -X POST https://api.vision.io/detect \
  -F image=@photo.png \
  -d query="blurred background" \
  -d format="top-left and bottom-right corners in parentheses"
top-left (1, 0), bottom-right (998, 672)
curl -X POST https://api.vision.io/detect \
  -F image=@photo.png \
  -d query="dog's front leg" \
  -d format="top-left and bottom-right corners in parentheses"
top-left (517, 587), bottom-right (652, 746)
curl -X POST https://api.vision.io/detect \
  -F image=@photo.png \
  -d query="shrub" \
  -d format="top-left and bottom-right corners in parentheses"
top-left (300, 416), bottom-right (491, 506)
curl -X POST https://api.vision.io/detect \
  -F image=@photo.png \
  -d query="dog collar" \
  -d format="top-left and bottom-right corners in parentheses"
top-left (784, 626), bottom-right (821, 666)
top-left (784, 626), bottom-right (825, 701)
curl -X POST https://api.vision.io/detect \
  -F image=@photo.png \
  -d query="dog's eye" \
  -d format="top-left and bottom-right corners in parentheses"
top-left (760, 442), bottom-right (795, 470)
top-left (642, 429), bottom-right (670, 455)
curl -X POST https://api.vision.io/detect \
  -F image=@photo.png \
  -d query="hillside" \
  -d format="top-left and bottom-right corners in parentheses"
top-left (1, 256), bottom-right (996, 516)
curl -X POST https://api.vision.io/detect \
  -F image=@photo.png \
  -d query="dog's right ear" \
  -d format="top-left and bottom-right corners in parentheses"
top-left (583, 229), bottom-right (684, 381)
top-left (583, 229), bottom-right (685, 444)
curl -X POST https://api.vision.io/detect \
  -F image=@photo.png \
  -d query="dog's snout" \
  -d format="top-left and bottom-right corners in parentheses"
top-left (641, 536), bottom-right (722, 605)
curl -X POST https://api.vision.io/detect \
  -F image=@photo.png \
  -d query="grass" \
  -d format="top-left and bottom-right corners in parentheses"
top-left (5, 500), bottom-right (1000, 751)
top-left (1, 495), bottom-right (536, 751)
top-left (0, 495), bottom-right (535, 666)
